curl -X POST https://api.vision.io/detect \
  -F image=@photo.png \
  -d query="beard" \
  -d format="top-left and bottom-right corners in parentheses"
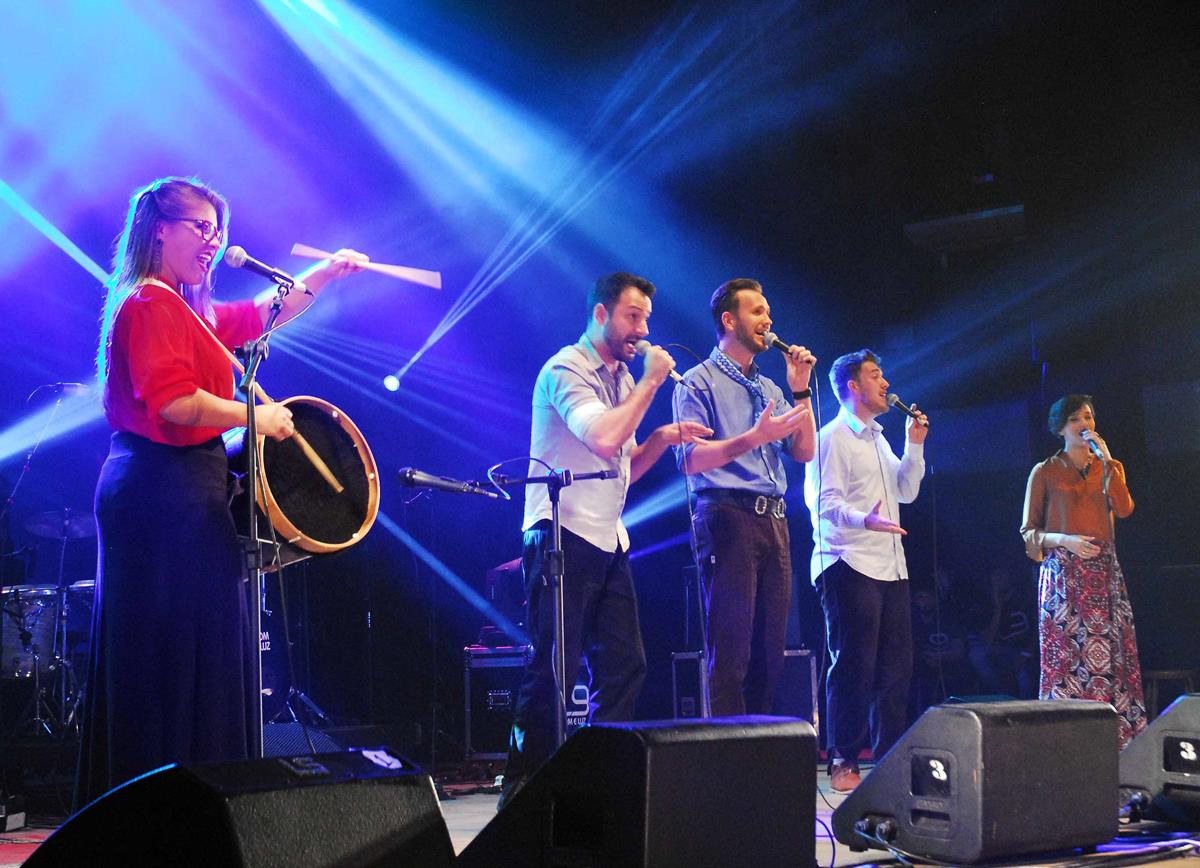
top-left (603, 321), bottom-right (638, 360)
top-left (733, 320), bottom-right (768, 355)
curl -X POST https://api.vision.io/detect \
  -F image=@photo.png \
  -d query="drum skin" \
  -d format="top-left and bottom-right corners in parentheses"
top-left (226, 396), bottom-right (379, 569)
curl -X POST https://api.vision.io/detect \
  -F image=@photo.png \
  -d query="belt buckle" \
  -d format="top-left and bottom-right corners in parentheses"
top-left (754, 495), bottom-right (768, 516)
top-left (772, 498), bottom-right (786, 519)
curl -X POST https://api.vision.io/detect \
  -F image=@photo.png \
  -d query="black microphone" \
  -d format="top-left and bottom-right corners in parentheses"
top-left (634, 340), bottom-right (694, 389)
top-left (1084, 433), bottom-right (1105, 461)
top-left (762, 331), bottom-right (793, 353)
top-left (886, 393), bottom-right (930, 427)
top-left (225, 245), bottom-right (309, 294)
top-left (763, 331), bottom-right (819, 364)
top-left (397, 467), bottom-right (500, 499)
top-left (49, 382), bottom-right (91, 396)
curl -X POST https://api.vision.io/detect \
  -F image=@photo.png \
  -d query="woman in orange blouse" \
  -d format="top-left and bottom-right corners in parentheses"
top-left (1021, 394), bottom-right (1146, 746)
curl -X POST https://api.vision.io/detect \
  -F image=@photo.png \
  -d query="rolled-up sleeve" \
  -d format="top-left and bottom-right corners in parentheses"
top-left (544, 362), bottom-right (606, 446)
top-left (1020, 463), bottom-right (1047, 562)
top-left (672, 379), bottom-right (713, 470)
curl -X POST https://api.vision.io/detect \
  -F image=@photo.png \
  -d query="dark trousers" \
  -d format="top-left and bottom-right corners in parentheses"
top-left (692, 501), bottom-right (792, 716)
top-left (818, 559), bottom-right (912, 766)
top-left (504, 522), bottom-right (646, 787)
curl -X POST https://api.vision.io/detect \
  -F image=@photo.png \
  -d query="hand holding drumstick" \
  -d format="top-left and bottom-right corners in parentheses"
top-left (291, 243), bottom-right (442, 289)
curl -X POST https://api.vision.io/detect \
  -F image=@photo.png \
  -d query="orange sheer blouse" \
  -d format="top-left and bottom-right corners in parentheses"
top-left (1020, 452), bottom-right (1134, 562)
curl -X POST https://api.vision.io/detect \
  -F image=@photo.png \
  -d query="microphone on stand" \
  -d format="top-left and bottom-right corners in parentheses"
top-left (48, 382), bottom-right (91, 396)
top-left (25, 382), bottom-right (92, 403)
top-left (397, 467), bottom-right (500, 499)
top-left (886, 393), bottom-right (930, 427)
top-left (225, 245), bottom-right (310, 294)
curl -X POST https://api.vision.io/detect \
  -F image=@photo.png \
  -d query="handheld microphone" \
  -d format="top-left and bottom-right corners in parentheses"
top-left (762, 331), bottom-right (792, 353)
top-left (763, 331), bottom-right (817, 363)
top-left (634, 340), bottom-right (694, 389)
top-left (225, 245), bottom-right (309, 294)
top-left (887, 393), bottom-right (930, 427)
top-left (397, 467), bottom-right (499, 499)
top-left (1084, 433), bottom-right (1105, 461)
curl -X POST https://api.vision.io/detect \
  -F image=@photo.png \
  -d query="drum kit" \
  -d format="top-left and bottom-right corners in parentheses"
top-left (1, 507), bottom-right (96, 739)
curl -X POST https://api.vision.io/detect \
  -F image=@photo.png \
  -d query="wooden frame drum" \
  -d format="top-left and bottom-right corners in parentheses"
top-left (226, 396), bottom-right (379, 569)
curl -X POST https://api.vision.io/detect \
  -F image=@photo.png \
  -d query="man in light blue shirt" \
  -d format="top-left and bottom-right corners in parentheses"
top-left (673, 278), bottom-right (816, 715)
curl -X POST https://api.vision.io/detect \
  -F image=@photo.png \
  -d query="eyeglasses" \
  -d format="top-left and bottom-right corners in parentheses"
top-left (164, 217), bottom-right (221, 244)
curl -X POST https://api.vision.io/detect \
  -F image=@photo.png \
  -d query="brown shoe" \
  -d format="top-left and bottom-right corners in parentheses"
top-left (830, 763), bottom-right (861, 793)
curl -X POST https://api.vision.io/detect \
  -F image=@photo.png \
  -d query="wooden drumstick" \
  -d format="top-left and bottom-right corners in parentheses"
top-left (249, 383), bottom-right (345, 495)
top-left (290, 242), bottom-right (442, 289)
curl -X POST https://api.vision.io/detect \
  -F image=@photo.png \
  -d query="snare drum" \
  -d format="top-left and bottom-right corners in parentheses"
top-left (0, 585), bottom-right (57, 679)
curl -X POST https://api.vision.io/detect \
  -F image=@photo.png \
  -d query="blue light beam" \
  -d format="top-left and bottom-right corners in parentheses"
top-left (376, 510), bottom-right (528, 644)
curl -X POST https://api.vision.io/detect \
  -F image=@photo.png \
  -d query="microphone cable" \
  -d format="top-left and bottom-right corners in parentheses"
top-left (666, 343), bottom-right (713, 715)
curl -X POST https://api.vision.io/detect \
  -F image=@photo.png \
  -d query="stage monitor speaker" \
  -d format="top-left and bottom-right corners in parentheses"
top-left (26, 748), bottom-right (453, 867)
top-left (832, 699), bottom-right (1118, 864)
top-left (459, 715), bottom-right (817, 868)
top-left (1120, 693), bottom-right (1200, 824)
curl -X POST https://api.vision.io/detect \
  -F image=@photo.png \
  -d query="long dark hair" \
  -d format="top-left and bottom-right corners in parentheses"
top-left (96, 176), bottom-right (229, 382)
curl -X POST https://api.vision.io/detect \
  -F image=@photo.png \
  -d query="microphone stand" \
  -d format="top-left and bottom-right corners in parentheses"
top-left (494, 467), bottom-right (615, 749)
top-left (236, 278), bottom-right (294, 759)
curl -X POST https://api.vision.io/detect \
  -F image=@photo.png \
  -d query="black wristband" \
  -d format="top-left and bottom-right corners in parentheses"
top-left (792, 388), bottom-right (812, 401)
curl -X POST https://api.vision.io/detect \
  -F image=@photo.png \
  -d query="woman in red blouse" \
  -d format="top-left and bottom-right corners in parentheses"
top-left (1021, 394), bottom-right (1146, 747)
top-left (76, 177), bottom-right (363, 807)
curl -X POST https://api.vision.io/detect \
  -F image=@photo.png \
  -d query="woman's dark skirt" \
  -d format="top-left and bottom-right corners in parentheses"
top-left (75, 432), bottom-right (250, 809)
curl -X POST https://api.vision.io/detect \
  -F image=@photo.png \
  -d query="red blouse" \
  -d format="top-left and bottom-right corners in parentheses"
top-left (104, 282), bottom-right (263, 446)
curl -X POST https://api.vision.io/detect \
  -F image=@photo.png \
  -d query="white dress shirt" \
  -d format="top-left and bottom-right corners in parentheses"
top-left (804, 406), bottom-right (925, 583)
top-left (522, 334), bottom-right (634, 553)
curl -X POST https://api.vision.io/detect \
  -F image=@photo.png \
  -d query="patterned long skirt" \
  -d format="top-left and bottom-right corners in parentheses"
top-left (1039, 541), bottom-right (1147, 747)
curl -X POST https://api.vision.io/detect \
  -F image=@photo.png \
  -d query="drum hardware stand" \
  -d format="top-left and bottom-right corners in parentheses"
top-left (6, 589), bottom-right (58, 739)
top-left (493, 467), bottom-right (617, 749)
top-left (49, 511), bottom-right (83, 739)
top-left (266, 569), bottom-right (332, 754)
top-left (5, 512), bottom-right (93, 742)
top-left (1, 387), bottom-right (78, 810)
top-left (237, 276), bottom-right (296, 759)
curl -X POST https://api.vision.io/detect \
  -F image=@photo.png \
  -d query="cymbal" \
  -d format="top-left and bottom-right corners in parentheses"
top-left (24, 509), bottom-right (96, 540)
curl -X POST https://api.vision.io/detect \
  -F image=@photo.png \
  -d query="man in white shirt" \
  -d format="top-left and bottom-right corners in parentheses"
top-left (501, 272), bottom-right (711, 807)
top-left (804, 349), bottom-right (929, 792)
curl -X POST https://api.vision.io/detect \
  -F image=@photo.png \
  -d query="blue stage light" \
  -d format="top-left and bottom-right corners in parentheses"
top-left (376, 510), bottom-right (528, 645)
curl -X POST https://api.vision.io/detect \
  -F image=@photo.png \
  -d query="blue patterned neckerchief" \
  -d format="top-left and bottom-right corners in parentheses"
top-left (710, 346), bottom-right (766, 407)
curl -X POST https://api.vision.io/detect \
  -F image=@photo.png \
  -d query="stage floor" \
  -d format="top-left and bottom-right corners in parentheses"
top-left (5, 768), bottom-right (1198, 867)
top-left (436, 772), bottom-right (879, 865)
top-left (437, 770), bottom-right (1200, 867)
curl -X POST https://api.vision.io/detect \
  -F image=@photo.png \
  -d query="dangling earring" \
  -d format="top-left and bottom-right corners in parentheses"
top-left (150, 238), bottom-right (163, 277)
